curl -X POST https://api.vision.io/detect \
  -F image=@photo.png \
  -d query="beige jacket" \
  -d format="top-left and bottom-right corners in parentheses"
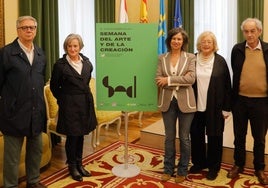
top-left (156, 51), bottom-right (197, 113)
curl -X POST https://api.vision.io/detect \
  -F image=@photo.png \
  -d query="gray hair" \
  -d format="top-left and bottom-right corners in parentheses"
top-left (196, 31), bottom-right (219, 53)
top-left (16, 16), bottom-right (37, 28)
top-left (63, 33), bottom-right (84, 53)
top-left (240, 18), bottom-right (262, 31)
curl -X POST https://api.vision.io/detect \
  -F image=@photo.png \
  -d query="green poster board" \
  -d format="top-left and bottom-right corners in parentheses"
top-left (95, 23), bottom-right (158, 111)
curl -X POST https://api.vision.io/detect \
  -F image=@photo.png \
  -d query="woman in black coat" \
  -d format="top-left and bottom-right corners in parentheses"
top-left (190, 31), bottom-right (232, 180)
top-left (50, 33), bottom-right (97, 182)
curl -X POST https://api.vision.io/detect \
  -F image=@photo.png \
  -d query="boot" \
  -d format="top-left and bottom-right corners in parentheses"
top-left (68, 165), bottom-right (83, 181)
top-left (77, 163), bottom-right (91, 177)
top-left (76, 138), bottom-right (91, 177)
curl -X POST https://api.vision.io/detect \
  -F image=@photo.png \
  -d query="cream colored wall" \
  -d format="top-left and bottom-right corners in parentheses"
top-left (4, 0), bottom-right (18, 44)
top-left (3, 1), bottom-right (268, 43)
top-left (115, 0), bottom-right (161, 23)
top-left (263, 0), bottom-right (268, 41)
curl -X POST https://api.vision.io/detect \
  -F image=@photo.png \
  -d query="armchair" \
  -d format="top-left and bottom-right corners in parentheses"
top-left (44, 83), bottom-right (95, 148)
top-left (0, 132), bottom-right (51, 187)
top-left (44, 78), bottom-right (122, 148)
top-left (89, 78), bottom-right (122, 146)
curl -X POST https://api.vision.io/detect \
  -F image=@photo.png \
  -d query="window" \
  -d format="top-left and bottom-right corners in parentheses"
top-left (58, 0), bottom-right (96, 76)
top-left (194, 0), bottom-right (237, 74)
top-left (58, 1), bottom-right (237, 78)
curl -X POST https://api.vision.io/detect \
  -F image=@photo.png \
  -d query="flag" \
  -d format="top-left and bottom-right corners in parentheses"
top-left (158, 0), bottom-right (167, 55)
top-left (174, 0), bottom-right (183, 28)
top-left (119, 0), bottom-right (128, 23)
top-left (140, 0), bottom-right (148, 23)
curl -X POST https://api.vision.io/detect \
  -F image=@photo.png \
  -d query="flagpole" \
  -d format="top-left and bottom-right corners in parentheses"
top-left (174, 0), bottom-right (183, 28)
top-left (158, 0), bottom-right (167, 55)
top-left (111, 111), bottom-right (140, 178)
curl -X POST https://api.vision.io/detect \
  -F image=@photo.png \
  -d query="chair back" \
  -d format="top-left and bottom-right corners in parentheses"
top-left (89, 77), bottom-right (97, 107)
top-left (44, 84), bottom-right (59, 121)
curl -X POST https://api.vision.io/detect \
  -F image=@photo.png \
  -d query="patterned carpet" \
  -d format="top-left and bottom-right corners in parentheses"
top-left (41, 141), bottom-right (267, 187)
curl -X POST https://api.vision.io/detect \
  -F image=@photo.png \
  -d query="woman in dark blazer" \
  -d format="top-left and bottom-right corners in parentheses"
top-left (50, 34), bottom-right (97, 182)
top-left (190, 31), bottom-right (232, 180)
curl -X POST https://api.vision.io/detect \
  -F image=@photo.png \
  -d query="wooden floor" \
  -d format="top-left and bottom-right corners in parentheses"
top-left (18, 111), bottom-right (162, 187)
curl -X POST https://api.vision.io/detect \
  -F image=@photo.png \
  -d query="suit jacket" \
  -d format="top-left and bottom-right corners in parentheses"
top-left (50, 54), bottom-right (97, 136)
top-left (156, 51), bottom-right (197, 113)
top-left (0, 38), bottom-right (47, 136)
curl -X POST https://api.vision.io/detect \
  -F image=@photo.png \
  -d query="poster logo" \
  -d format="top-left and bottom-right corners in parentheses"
top-left (103, 76), bottom-right (136, 98)
top-left (96, 23), bottom-right (158, 111)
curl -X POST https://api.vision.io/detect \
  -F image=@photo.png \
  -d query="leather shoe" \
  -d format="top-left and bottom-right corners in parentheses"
top-left (255, 170), bottom-right (268, 185)
top-left (175, 175), bottom-right (185, 183)
top-left (77, 165), bottom-right (91, 177)
top-left (227, 165), bottom-right (243, 178)
top-left (161, 173), bottom-right (171, 182)
top-left (206, 169), bottom-right (218, 180)
top-left (189, 165), bottom-right (206, 174)
top-left (26, 182), bottom-right (47, 188)
top-left (68, 165), bottom-right (83, 181)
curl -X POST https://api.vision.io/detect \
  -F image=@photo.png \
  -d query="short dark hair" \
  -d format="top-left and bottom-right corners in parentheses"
top-left (165, 27), bottom-right (189, 52)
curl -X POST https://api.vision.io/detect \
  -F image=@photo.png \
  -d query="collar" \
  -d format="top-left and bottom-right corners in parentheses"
top-left (17, 39), bottom-right (34, 53)
top-left (66, 54), bottom-right (82, 64)
top-left (246, 40), bottom-right (262, 50)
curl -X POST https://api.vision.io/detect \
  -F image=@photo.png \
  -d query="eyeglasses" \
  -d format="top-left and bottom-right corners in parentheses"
top-left (17, 26), bottom-right (37, 31)
top-left (201, 40), bottom-right (213, 45)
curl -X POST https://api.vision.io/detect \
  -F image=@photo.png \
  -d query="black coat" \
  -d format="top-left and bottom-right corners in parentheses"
top-left (50, 54), bottom-right (97, 136)
top-left (193, 53), bottom-right (232, 136)
top-left (0, 39), bottom-right (47, 136)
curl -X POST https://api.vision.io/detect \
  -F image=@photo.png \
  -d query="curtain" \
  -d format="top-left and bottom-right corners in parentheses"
top-left (95, 0), bottom-right (115, 23)
top-left (58, 0), bottom-right (96, 77)
top-left (19, 0), bottom-right (59, 82)
top-left (237, 0), bottom-right (264, 42)
top-left (194, 0), bottom-right (237, 72)
top-left (168, 0), bottom-right (194, 53)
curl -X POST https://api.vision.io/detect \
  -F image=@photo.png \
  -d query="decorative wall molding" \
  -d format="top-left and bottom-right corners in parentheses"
top-left (0, 0), bottom-right (4, 47)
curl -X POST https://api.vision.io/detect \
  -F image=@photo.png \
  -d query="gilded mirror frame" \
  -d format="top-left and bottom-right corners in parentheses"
top-left (0, 0), bottom-right (4, 47)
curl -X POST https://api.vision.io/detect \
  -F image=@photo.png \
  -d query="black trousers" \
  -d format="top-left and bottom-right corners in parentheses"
top-left (232, 96), bottom-right (268, 171)
top-left (65, 135), bottom-right (84, 165)
top-left (190, 111), bottom-right (223, 172)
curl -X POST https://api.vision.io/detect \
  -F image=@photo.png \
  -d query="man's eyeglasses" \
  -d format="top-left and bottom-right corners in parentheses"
top-left (17, 26), bottom-right (37, 31)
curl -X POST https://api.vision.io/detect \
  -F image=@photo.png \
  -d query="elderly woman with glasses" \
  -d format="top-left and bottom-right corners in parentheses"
top-left (189, 31), bottom-right (232, 180)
